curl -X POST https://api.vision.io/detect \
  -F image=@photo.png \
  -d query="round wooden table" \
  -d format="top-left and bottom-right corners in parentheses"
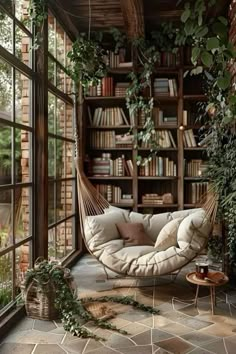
top-left (186, 271), bottom-right (229, 315)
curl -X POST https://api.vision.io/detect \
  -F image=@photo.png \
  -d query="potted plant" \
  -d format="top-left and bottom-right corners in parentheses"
top-left (22, 258), bottom-right (159, 340)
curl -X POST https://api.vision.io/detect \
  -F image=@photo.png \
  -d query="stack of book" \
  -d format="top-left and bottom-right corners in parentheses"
top-left (88, 107), bottom-right (129, 126)
top-left (90, 153), bottom-right (133, 177)
top-left (183, 129), bottom-right (197, 147)
top-left (185, 159), bottom-right (207, 177)
top-left (139, 156), bottom-right (177, 177)
top-left (142, 194), bottom-right (163, 205)
top-left (187, 182), bottom-right (209, 204)
top-left (90, 131), bottom-right (134, 148)
top-left (141, 130), bottom-right (176, 148)
top-left (115, 82), bottom-right (129, 97)
top-left (153, 78), bottom-right (178, 97)
top-left (95, 184), bottom-right (133, 204)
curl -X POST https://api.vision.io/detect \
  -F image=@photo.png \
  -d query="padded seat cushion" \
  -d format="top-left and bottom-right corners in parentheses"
top-left (155, 217), bottom-right (183, 251)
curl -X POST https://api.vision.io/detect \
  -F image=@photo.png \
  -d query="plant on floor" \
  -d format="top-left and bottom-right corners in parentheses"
top-left (23, 259), bottom-right (159, 340)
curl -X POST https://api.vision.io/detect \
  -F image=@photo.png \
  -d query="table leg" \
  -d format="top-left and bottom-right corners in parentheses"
top-left (194, 285), bottom-right (199, 308)
top-left (210, 286), bottom-right (215, 315)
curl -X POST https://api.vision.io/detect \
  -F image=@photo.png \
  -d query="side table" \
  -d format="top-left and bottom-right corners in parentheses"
top-left (186, 271), bottom-right (229, 315)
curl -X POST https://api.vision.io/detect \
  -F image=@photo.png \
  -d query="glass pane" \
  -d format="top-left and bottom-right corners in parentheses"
top-left (15, 129), bottom-right (31, 183)
top-left (48, 12), bottom-right (56, 56)
top-left (15, 187), bottom-right (31, 243)
top-left (48, 92), bottom-right (55, 134)
top-left (0, 189), bottom-right (13, 251)
top-left (65, 180), bottom-right (74, 217)
top-left (56, 222), bottom-right (66, 259)
top-left (56, 23), bottom-right (65, 66)
top-left (48, 182), bottom-right (55, 225)
top-left (65, 36), bottom-right (72, 67)
top-left (65, 142), bottom-right (74, 178)
top-left (65, 104), bottom-right (73, 139)
top-left (48, 227), bottom-right (56, 261)
top-left (56, 139), bottom-right (64, 177)
top-left (15, 241), bottom-right (30, 290)
top-left (15, 26), bottom-right (31, 67)
top-left (15, 71), bottom-right (31, 126)
top-left (66, 218), bottom-right (74, 255)
top-left (56, 181), bottom-right (65, 222)
top-left (56, 65), bottom-right (65, 92)
top-left (56, 98), bottom-right (65, 135)
top-left (65, 75), bottom-right (72, 95)
top-left (48, 56), bottom-right (55, 84)
top-left (15, 0), bottom-right (31, 30)
top-left (0, 59), bottom-right (13, 118)
top-left (0, 252), bottom-right (12, 313)
top-left (0, 11), bottom-right (13, 53)
top-left (48, 137), bottom-right (56, 178)
top-left (0, 123), bottom-right (12, 184)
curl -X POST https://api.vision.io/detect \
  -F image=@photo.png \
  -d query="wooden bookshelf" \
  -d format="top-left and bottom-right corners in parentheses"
top-left (81, 46), bottom-right (208, 213)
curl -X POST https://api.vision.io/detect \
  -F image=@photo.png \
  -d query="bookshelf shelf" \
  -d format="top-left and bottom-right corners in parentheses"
top-left (81, 45), bottom-right (208, 214)
top-left (88, 176), bottom-right (133, 180)
top-left (138, 177), bottom-right (178, 180)
top-left (184, 204), bottom-right (199, 208)
top-left (138, 204), bottom-right (178, 208)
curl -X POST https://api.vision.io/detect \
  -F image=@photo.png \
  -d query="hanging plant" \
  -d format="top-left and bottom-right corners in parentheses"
top-left (67, 34), bottom-right (107, 94)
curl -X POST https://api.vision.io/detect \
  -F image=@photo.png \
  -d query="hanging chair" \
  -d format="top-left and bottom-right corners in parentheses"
top-left (75, 157), bottom-right (212, 278)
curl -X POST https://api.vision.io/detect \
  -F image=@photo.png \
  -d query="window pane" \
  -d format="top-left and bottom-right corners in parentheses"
top-left (15, 71), bottom-right (31, 126)
top-left (48, 12), bottom-right (56, 56)
top-left (0, 59), bottom-right (13, 119)
top-left (15, 129), bottom-right (31, 183)
top-left (66, 218), bottom-right (74, 255)
top-left (15, 26), bottom-right (31, 67)
top-left (48, 227), bottom-right (56, 261)
top-left (15, 241), bottom-right (30, 290)
top-left (56, 98), bottom-right (65, 135)
top-left (65, 104), bottom-right (73, 139)
top-left (48, 182), bottom-right (55, 225)
top-left (48, 92), bottom-right (55, 134)
top-left (65, 36), bottom-right (72, 67)
top-left (56, 65), bottom-right (65, 92)
top-left (0, 252), bottom-right (12, 313)
top-left (65, 142), bottom-right (74, 178)
top-left (15, 0), bottom-right (31, 30)
top-left (56, 23), bottom-right (65, 66)
top-left (56, 139), bottom-right (64, 177)
top-left (56, 181), bottom-right (65, 222)
top-left (15, 187), bottom-right (31, 243)
top-left (0, 190), bottom-right (13, 251)
top-left (65, 75), bottom-right (72, 95)
top-left (65, 180), bottom-right (74, 217)
top-left (48, 56), bottom-right (55, 84)
top-left (0, 11), bottom-right (13, 53)
top-left (0, 123), bottom-right (12, 184)
top-left (48, 137), bottom-right (56, 178)
top-left (56, 222), bottom-right (66, 259)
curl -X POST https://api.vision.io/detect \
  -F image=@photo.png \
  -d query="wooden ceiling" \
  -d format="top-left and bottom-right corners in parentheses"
top-left (54, 0), bottom-right (230, 39)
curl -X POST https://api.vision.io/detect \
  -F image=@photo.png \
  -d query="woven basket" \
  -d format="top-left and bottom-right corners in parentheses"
top-left (24, 279), bottom-right (58, 320)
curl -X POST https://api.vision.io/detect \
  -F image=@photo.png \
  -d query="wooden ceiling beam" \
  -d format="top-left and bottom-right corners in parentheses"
top-left (120, 0), bottom-right (144, 39)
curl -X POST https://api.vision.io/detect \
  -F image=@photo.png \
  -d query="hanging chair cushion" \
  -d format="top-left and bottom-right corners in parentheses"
top-left (84, 208), bottom-right (211, 277)
top-left (154, 217), bottom-right (183, 251)
top-left (116, 222), bottom-right (154, 247)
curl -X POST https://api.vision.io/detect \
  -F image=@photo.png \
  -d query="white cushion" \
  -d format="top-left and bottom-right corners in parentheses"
top-left (177, 209), bottom-right (211, 251)
top-left (154, 217), bottom-right (183, 251)
top-left (104, 205), bottom-right (130, 221)
top-left (84, 211), bottom-right (125, 251)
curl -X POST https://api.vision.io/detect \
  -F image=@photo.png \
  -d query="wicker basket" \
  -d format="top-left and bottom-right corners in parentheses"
top-left (24, 279), bottom-right (58, 320)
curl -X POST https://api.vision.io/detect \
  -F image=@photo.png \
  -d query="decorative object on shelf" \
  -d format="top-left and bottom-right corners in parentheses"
top-left (22, 258), bottom-right (159, 340)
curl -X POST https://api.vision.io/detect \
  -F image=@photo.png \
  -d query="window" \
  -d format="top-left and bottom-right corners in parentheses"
top-left (0, 0), bottom-right (33, 315)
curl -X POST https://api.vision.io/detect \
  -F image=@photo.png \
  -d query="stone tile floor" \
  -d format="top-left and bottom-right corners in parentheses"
top-left (1, 254), bottom-right (236, 354)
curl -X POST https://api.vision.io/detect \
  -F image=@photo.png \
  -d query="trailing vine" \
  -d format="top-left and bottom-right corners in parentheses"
top-left (24, 260), bottom-right (159, 340)
top-left (28, 0), bottom-right (48, 49)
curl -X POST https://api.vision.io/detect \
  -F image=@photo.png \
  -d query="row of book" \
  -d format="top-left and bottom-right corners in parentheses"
top-left (88, 107), bottom-right (129, 126)
top-left (95, 184), bottom-right (133, 204)
top-left (183, 129), bottom-right (197, 147)
top-left (158, 51), bottom-right (181, 67)
top-left (153, 78), bottom-right (178, 97)
top-left (89, 153), bottom-right (133, 176)
top-left (103, 49), bottom-right (133, 69)
top-left (141, 193), bottom-right (174, 205)
top-left (186, 182), bottom-right (209, 204)
top-left (140, 130), bottom-right (176, 148)
top-left (184, 159), bottom-right (207, 177)
top-left (90, 131), bottom-right (134, 149)
top-left (139, 157), bottom-right (177, 177)
top-left (138, 107), bottom-right (177, 127)
top-left (86, 78), bottom-right (130, 97)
